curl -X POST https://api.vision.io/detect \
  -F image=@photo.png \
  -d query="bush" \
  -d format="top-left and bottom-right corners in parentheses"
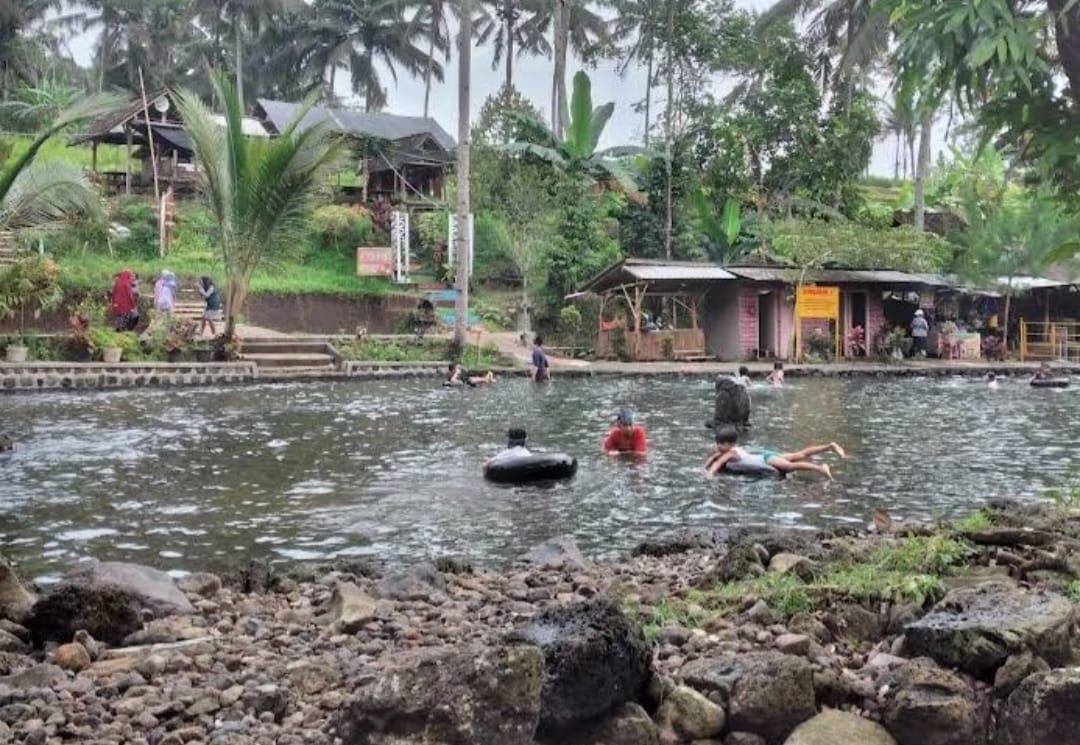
top-left (310, 205), bottom-right (373, 252)
top-left (472, 212), bottom-right (515, 284)
top-left (112, 197), bottom-right (159, 258)
top-left (803, 329), bottom-right (834, 361)
top-left (87, 327), bottom-right (139, 358)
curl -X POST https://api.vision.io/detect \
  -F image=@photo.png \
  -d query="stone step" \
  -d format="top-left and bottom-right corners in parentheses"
top-left (240, 341), bottom-right (336, 356)
top-left (242, 352), bottom-right (336, 369)
top-left (258, 367), bottom-right (345, 380)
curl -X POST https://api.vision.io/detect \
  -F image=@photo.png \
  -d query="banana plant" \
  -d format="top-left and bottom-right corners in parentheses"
top-left (692, 187), bottom-right (752, 265)
top-left (506, 70), bottom-right (647, 191)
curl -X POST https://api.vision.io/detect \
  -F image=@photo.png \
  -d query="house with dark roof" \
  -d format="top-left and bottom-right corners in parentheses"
top-left (254, 99), bottom-right (455, 207)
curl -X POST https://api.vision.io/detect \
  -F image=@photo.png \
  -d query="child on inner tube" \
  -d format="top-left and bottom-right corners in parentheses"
top-left (446, 363), bottom-right (496, 387)
top-left (486, 428), bottom-right (532, 465)
top-left (706, 426), bottom-right (845, 480)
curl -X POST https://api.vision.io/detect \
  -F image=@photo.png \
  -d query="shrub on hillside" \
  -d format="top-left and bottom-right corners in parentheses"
top-left (311, 205), bottom-right (372, 252)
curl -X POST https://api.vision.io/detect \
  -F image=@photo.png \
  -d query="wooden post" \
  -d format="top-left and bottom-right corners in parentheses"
top-left (125, 128), bottom-right (132, 194)
top-left (138, 68), bottom-right (161, 203)
top-left (91, 142), bottom-right (98, 173)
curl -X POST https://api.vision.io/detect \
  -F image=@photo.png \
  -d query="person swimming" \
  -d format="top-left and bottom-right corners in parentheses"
top-left (986, 372), bottom-right (999, 390)
top-left (705, 426), bottom-right (845, 480)
top-left (765, 362), bottom-right (785, 387)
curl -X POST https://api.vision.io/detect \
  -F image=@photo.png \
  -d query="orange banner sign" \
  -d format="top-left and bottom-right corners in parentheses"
top-left (796, 286), bottom-right (840, 319)
top-left (356, 247), bottom-right (393, 277)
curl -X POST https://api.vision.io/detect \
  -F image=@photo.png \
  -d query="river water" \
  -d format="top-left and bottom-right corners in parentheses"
top-left (2, 376), bottom-right (1078, 581)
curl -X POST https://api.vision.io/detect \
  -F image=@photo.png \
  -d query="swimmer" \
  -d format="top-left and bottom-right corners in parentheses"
top-left (602, 410), bottom-right (648, 455)
top-left (765, 361), bottom-right (785, 387)
top-left (447, 363), bottom-right (463, 385)
top-left (986, 372), bottom-right (999, 390)
top-left (706, 426), bottom-right (845, 480)
top-left (732, 366), bottom-right (752, 387)
top-left (486, 428), bottom-right (531, 466)
top-left (1032, 361), bottom-right (1053, 381)
top-left (469, 371), bottom-right (496, 385)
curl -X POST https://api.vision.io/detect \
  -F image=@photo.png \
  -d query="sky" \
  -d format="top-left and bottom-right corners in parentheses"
top-left (63, 0), bottom-right (949, 178)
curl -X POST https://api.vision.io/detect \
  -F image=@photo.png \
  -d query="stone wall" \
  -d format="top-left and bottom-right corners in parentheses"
top-left (0, 362), bottom-right (258, 391)
top-left (342, 361), bottom-right (448, 379)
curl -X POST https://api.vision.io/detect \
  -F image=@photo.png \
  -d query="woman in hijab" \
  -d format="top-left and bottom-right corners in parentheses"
top-left (110, 269), bottom-right (139, 331)
top-left (154, 270), bottom-right (177, 315)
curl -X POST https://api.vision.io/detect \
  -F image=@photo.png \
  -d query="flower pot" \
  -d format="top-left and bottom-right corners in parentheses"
top-left (5, 345), bottom-right (28, 363)
top-left (102, 347), bottom-right (123, 364)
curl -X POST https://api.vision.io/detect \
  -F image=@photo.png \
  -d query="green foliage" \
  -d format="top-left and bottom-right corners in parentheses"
top-left (954, 510), bottom-right (992, 532)
top-left (559, 305), bottom-right (582, 334)
top-left (1065, 580), bottom-right (1080, 604)
top-left (0, 256), bottom-right (63, 337)
top-left (473, 84), bottom-right (546, 146)
top-left (764, 217), bottom-right (952, 272)
top-left (310, 205), bottom-right (373, 252)
top-left (710, 572), bottom-right (813, 617)
top-left (87, 327), bottom-right (139, 358)
top-left (693, 187), bottom-right (747, 264)
top-left (1045, 465), bottom-right (1080, 510)
top-left (335, 337), bottom-right (507, 367)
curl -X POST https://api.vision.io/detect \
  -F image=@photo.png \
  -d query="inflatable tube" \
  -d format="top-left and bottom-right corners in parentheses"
top-left (722, 459), bottom-right (784, 479)
top-left (1031, 378), bottom-right (1071, 388)
top-left (484, 453), bottom-right (578, 484)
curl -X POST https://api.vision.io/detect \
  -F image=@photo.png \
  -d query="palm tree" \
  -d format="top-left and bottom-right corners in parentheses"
top-left (549, 0), bottom-right (611, 138)
top-left (176, 72), bottom-right (346, 340)
top-left (509, 70), bottom-right (641, 190)
top-left (309, 0), bottom-right (437, 112)
top-left (610, 0), bottom-right (661, 145)
top-left (1, 94), bottom-right (123, 231)
top-left (418, 0), bottom-right (454, 117)
top-left (453, 0), bottom-right (472, 350)
top-left (475, 0), bottom-right (551, 90)
top-left (0, 1), bottom-right (66, 99)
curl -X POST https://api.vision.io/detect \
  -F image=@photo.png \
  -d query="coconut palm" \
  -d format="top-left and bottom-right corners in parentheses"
top-left (610, 0), bottom-right (662, 145)
top-left (0, 1), bottom-right (67, 99)
top-left (1, 94), bottom-right (123, 231)
top-left (475, 0), bottom-right (551, 90)
top-left (453, 0), bottom-right (472, 349)
top-left (308, 0), bottom-right (437, 112)
top-left (509, 70), bottom-right (642, 190)
top-left (418, 0), bottom-right (455, 117)
top-left (175, 72), bottom-right (347, 340)
top-left (549, 0), bottom-right (611, 137)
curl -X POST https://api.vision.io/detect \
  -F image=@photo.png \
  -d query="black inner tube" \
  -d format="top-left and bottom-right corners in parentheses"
top-left (484, 453), bottom-right (578, 484)
top-left (1031, 378), bottom-right (1071, 388)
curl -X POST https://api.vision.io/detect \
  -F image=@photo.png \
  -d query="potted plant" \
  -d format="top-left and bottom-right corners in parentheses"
top-left (163, 319), bottom-right (197, 362)
top-left (0, 257), bottom-right (63, 363)
top-left (88, 327), bottom-right (135, 363)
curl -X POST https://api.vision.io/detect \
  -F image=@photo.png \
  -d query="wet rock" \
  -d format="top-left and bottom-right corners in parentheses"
top-left (25, 584), bottom-right (142, 646)
top-left (632, 529), bottom-right (721, 558)
top-left (711, 376), bottom-right (751, 428)
top-left (960, 528), bottom-right (1058, 548)
top-left (995, 667), bottom-right (1080, 745)
top-left (678, 652), bottom-right (815, 744)
top-left (993, 652), bottom-right (1049, 698)
top-left (375, 563), bottom-right (447, 601)
top-left (325, 582), bottom-right (379, 634)
top-left (0, 629), bottom-right (27, 655)
top-left (834, 603), bottom-right (883, 643)
top-left (521, 536), bottom-right (591, 570)
top-left (62, 562), bottom-right (194, 617)
top-left (767, 554), bottom-right (818, 581)
top-left (176, 573), bottom-right (222, 598)
top-left (655, 685), bottom-right (725, 741)
top-left (72, 630), bottom-right (102, 661)
top-left (880, 658), bottom-right (988, 745)
top-left (433, 557), bottom-right (474, 575)
top-left (222, 560), bottom-right (275, 593)
top-left (784, 709), bottom-right (897, 745)
top-left (0, 559), bottom-right (35, 623)
top-left (338, 643), bottom-right (544, 745)
top-left (904, 584), bottom-right (1073, 679)
top-left (706, 544), bottom-right (765, 585)
top-left (547, 703), bottom-right (658, 745)
top-left (516, 598), bottom-right (652, 734)
top-left (52, 643), bottom-right (91, 673)
top-left (0, 664), bottom-right (65, 689)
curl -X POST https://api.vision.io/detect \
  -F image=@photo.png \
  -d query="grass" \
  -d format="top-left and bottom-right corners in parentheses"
top-left (1066, 580), bottom-right (1080, 603)
top-left (2, 136), bottom-right (132, 172)
top-left (1044, 466), bottom-right (1080, 509)
top-left (954, 510), bottom-right (992, 532)
top-left (335, 337), bottom-right (511, 367)
top-left (680, 534), bottom-right (973, 624)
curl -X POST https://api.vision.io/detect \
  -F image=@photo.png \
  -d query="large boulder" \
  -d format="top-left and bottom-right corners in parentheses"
top-left (547, 703), bottom-right (659, 745)
top-left (655, 685), bottom-right (726, 741)
top-left (26, 562), bottom-right (194, 646)
top-left (904, 584), bottom-right (1073, 679)
top-left (712, 376), bottom-right (751, 429)
top-left (784, 710), bottom-right (897, 745)
top-left (994, 668), bottom-right (1080, 745)
top-left (678, 652), bottom-right (816, 745)
top-left (337, 643), bottom-right (544, 745)
top-left (515, 598), bottom-right (652, 735)
top-left (880, 658), bottom-right (988, 745)
top-left (0, 559), bottom-right (35, 623)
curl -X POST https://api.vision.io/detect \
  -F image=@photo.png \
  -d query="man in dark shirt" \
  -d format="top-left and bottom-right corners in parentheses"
top-left (530, 336), bottom-right (551, 382)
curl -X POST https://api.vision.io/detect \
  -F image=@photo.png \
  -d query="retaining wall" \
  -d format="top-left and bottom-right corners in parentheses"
top-left (0, 362), bottom-right (258, 391)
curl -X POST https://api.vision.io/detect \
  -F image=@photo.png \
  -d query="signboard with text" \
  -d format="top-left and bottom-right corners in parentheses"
top-left (356, 247), bottom-right (393, 277)
top-left (796, 286), bottom-right (840, 319)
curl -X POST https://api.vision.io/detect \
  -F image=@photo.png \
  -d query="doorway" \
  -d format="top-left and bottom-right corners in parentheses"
top-left (848, 291), bottom-right (868, 356)
top-left (758, 292), bottom-right (776, 358)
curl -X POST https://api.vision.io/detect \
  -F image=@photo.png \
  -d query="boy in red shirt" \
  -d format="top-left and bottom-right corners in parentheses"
top-left (602, 410), bottom-right (648, 455)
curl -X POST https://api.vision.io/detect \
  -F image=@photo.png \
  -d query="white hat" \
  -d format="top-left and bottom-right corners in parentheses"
top-left (914, 309), bottom-right (924, 316)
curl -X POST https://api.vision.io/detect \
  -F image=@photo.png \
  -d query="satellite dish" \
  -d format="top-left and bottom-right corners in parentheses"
top-left (153, 97), bottom-right (170, 114)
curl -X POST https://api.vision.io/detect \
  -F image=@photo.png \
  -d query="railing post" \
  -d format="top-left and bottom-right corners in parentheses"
top-left (1020, 320), bottom-right (1026, 361)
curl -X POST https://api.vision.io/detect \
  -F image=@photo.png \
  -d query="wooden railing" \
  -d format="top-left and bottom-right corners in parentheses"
top-left (1020, 320), bottom-right (1080, 362)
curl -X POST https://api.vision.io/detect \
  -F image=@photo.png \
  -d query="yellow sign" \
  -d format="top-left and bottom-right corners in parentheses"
top-left (796, 286), bottom-right (840, 319)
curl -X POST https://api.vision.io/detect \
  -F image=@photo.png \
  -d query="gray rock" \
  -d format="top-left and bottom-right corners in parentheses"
top-left (63, 561), bottom-right (194, 617)
top-left (880, 658), bottom-right (988, 745)
top-left (0, 664), bottom-right (65, 689)
top-left (325, 583), bottom-right (379, 634)
top-left (679, 652), bottom-right (815, 745)
top-left (338, 644), bottom-right (544, 745)
top-left (632, 529), bottom-right (721, 558)
top-left (543, 702), bottom-right (658, 745)
top-left (707, 544), bottom-right (765, 584)
top-left (375, 563), bottom-right (447, 601)
top-left (655, 685), bottom-right (725, 741)
top-left (993, 652), bottom-right (1049, 698)
top-left (995, 667), bottom-right (1080, 745)
top-left (25, 584), bottom-right (142, 647)
top-left (516, 598), bottom-right (652, 735)
top-left (712, 376), bottom-right (751, 428)
top-left (768, 554), bottom-right (818, 581)
top-left (725, 734), bottom-right (767, 745)
top-left (0, 630), bottom-right (27, 655)
top-left (521, 536), bottom-right (591, 570)
top-left (176, 573), bottom-right (222, 598)
top-left (775, 634), bottom-right (811, 657)
top-left (904, 584), bottom-right (1073, 679)
top-left (784, 710), bottom-right (897, 745)
top-left (0, 559), bottom-right (35, 623)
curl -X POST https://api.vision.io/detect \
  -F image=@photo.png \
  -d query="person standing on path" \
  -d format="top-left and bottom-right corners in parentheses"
top-left (530, 336), bottom-right (551, 382)
top-left (109, 269), bottom-right (139, 331)
top-left (910, 309), bottom-right (929, 357)
top-left (197, 276), bottom-right (223, 336)
top-left (154, 270), bottom-right (177, 316)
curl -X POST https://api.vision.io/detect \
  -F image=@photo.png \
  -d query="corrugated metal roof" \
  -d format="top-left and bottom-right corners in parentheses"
top-left (578, 260), bottom-right (737, 293)
top-left (726, 266), bottom-right (950, 285)
top-left (256, 98), bottom-right (456, 151)
top-left (627, 264), bottom-right (737, 281)
top-left (995, 276), bottom-right (1074, 290)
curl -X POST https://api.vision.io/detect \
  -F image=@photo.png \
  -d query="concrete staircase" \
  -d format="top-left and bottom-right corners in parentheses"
top-left (174, 288), bottom-right (205, 324)
top-left (239, 339), bottom-right (342, 379)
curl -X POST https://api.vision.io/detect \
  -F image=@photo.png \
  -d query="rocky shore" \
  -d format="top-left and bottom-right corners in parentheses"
top-left (2, 499), bottom-right (1080, 745)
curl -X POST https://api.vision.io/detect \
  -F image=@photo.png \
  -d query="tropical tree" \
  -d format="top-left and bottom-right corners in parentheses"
top-left (610, 0), bottom-right (663, 145)
top-left (473, 84), bottom-right (545, 145)
top-left (691, 187), bottom-right (747, 265)
top-left (509, 70), bottom-right (641, 190)
top-left (475, 0), bottom-right (551, 91)
top-left (309, 0), bottom-right (438, 112)
top-left (0, 1), bottom-right (67, 99)
top-left (175, 73), bottom-right (347, 340)
top-left (419, 0), bottom-right (454, 117)
top-left (1, 94), bottom-right (122, 232)
top-left (549, 0), bottom-right (612, 138)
